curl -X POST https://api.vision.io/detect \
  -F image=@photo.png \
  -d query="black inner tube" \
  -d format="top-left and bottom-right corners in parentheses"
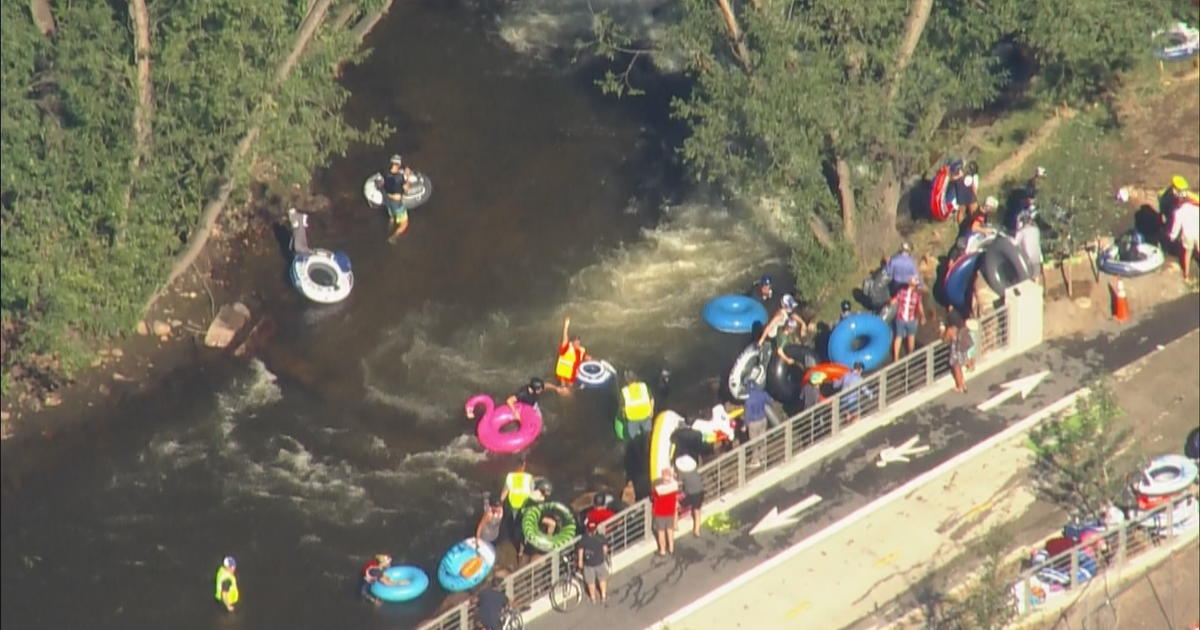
top-left (982, 238), bottom-right (1030, 295)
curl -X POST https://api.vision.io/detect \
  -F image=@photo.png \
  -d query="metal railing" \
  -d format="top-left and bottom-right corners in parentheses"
top-left (418, 307), bottom-right (1012, 630)
top-left (1010, 492), bottom-right (1199, 620)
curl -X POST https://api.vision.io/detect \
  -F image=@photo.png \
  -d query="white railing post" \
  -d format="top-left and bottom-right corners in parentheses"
top-left (784, 415), bottom-right (794, 459)
top-left (737, 444), bottom-right (746, 488)
top-left (642, 499), bottom-right (653, 543)
top-left (924, 343), bottom-right (935, 386)
top-left (877, 369), bottom-right (889, 410)
top-left (830, 395), bottom-right (841, 436)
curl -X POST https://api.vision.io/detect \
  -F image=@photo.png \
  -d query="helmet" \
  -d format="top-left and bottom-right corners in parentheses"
top-left (389, 154), bottom-right (403, 166)
top-left (1173, 175), bottom-right (1189, 191)
top-left (593, 492), bottom-right (612, 507)
top-left (223, 556), bottom-right (237, 569)
top-left (780, 294), bottom-right (798, 312)
top-left (840, 300), bottom-right (852, 313)
top-left (529, 377), bottom-right (545, 392)
top-left (984, 196), bottom-right (999, 209)
top-left (534, 478), bottom-right (553, 496)
top-left (760, 274), bottom-right (772, 286)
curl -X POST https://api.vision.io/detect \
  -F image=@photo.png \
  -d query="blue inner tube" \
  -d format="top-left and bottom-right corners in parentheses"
top-left (703, 295), bottom-right (768, 334)
top-left (437, 539), bottom-right (496, 592)
top-left (942, 253), bottom-right (981, 311)
top-left (827, 313), bottom-right (892, 372)
top-left (370, 565), bottom-right (430, 603)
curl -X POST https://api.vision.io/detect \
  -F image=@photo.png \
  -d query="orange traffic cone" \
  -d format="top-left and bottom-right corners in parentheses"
top-left (1110, 280), bottom-right (1130, 322)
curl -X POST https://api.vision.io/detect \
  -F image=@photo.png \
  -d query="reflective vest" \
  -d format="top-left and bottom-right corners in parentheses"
top-left (555, 343), bottom-right (585, 382)
top-left (505, 471), bottom-right (533, 510)
top-left (214, 566), bottom-right (239, 606)
top-left (620, 382), bottom-right (653, 422)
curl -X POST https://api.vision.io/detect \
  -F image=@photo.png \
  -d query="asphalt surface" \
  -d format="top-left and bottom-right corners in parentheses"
top-left (524, 293), bottom-right (1200, 630)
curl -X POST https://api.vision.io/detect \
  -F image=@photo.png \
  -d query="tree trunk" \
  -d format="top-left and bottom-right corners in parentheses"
top-left (887, 0), bottom-right (933, 100)
top-left (121, 0), bottom-right (155, 243)
top-left (30, 0), bottom-right (55, 36)
top-left (144, 0), bottom-right (335, 314)
top-left (834, 155), bottom-right (856, 240)
top-left (714, 0), bottom-right (752, 73)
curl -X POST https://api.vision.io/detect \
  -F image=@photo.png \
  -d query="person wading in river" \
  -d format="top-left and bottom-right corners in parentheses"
top-left (554, 317), bottom-right (588, 392)
top-left (380, 154), bottom-right (415, 242)
top-left (214, 556), bottom-right (240, 612)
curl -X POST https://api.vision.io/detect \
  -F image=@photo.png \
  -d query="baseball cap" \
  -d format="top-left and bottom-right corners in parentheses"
top-left (810, 372), bottom-right (827, 385)
top-left (223, 556), bottom-right (237, 569)
top-left (780, 294), bottom-right (798, 311)
top-left (1035, 166), bottom-right (1046, 177)
top-left (675, 455), bottom-right (697, 472)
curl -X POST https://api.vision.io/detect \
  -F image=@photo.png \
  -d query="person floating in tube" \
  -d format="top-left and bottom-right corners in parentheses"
top-left (361, 554), bottom-right (408, 606)
top-left (554, 317), bottom-right (589, 392)
top-left (214, 556), bottom-right (239, 612)
top-left (499, 377), bottom-right (565, 419)
top-left (379, 154), bottom-right (415, 242)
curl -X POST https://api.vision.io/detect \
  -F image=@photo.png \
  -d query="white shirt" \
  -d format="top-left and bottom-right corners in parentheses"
top-left (1169, 202), bottom-right (1199, 243)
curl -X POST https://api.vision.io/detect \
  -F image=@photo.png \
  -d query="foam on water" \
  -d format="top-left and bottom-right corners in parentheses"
top-left (361, 199), bottom-right (783, 417)
top-left (497, 0), bottom-right (671, 62)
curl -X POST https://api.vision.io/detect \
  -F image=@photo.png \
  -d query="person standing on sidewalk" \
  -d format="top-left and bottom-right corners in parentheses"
top-left (675, 455), bottom-right (705, 536)
top-left (944, 313), bottom-right (973, 393)
top-left (576, 520), bottom-right (610, 604)
top-left (742, 380), bottom-right (770, 467)
top-left (890, 276), bottom-right (926, 361)
top-left (651, 469), bottom-right (679, 556)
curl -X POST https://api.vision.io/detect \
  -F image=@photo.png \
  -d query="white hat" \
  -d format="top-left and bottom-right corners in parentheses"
top-left (675, 455), bottom-right (697, 472)
top-left (1036, 166), bottom-right (1046, 177)
top-left (984, 196), bottom-right (999, 209)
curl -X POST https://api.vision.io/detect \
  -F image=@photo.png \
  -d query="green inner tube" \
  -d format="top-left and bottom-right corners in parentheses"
top-left (520, 501), bottom-right (578, 552)
top-left (614, 414), bottom-right (627, 441)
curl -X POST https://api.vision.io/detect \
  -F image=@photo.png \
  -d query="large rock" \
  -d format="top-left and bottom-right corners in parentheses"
top-left (204, 303), bottom-right (251, 348)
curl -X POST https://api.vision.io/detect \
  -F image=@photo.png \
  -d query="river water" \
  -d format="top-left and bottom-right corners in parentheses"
top-left (1, 2), bottom-right (786, 629)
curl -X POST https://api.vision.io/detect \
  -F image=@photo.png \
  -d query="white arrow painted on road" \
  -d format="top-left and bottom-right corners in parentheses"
top-left (876, 436), bottom-right (930, 467)
top-left (975, 370), bottom-right (1051, 412)
top-left (749, 494), bottom-right (823, 535)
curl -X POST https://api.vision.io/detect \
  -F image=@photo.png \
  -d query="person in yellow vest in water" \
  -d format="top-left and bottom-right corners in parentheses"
top-left (554, 317), bottom-right (588, 391)
top-left (214, 556), bottom-right (239, 612)
top-left (499, 457), bottom-right (534, 556)
top-left (619, 373), bottom-right (654, 441)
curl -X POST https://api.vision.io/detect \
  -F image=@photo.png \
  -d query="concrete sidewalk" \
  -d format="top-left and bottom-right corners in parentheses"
top-left (522, 293), bottom-right (1198, 630)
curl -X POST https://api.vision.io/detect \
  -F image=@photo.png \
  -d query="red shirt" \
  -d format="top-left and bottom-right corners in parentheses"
top-left (894, 286), bottom-right (922, 322)
top-left (651, 483), bottom-right (679, 517)
top-left (585, 506), bottom-right (615, 529)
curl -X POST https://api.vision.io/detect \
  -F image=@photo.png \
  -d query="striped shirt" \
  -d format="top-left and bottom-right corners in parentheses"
top-left (894, 286), bottom-right (922, 322)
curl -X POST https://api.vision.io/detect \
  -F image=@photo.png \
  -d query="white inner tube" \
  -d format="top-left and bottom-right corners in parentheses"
top-left (1153, 23), bottom-right (1200, 61)
top-left (1098, 242), bottom-right (1164, 277)
top-left (1135, 454), bottom-right (1199, 496)
top-left (363, 172), bottom-right (432, 209)
top-left (576, 360), bottom-right (616, 387)
top-left (290, 249), bottom-right (353, 304)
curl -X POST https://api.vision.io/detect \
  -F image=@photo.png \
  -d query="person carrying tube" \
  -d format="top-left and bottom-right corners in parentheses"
top-left (554, 317), bottom-right (589, 391)
top-left (619, 372), bottom-right (655, 441)
top-left (214, 556), bottom-right (239, 612)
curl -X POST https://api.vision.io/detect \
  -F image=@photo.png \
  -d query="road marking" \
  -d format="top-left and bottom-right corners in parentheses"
top-left (749, 494), bottom-right (823, 535)
top-left (876, 435), bottom-right (930, 466)
top-left (976, 370), bottom-right (1050, 412)
top-left (961, 499), bottom-right (995, 520)
top-left (784, 601), bottom-right (812, 618)
top-left (647, 388), bottom-right (1087, 630)
top-left (874, 552), bottom-right (900, 568)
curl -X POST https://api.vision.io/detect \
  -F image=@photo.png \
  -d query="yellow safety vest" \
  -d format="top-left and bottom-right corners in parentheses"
top-left (505, 471), bottom-right (533, 510)
top-left (214, 566), bottom-right (239, 607)
top-left (621, 382), bottom-right (653, 422)
top-left (555, 344), bottom-right (584, 381)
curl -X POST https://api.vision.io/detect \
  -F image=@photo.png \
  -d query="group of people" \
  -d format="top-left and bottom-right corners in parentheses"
top-left (1160, 175), bottom-right (1200, 279)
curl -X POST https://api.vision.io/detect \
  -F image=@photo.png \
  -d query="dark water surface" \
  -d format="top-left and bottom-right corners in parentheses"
top-left (1, 3), bottom-right (785, 629)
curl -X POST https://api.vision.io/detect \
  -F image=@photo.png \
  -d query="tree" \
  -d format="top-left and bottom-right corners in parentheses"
top-left (935, 528), bottom-right (1019, 630)
top-left (1026, 385), bottom-right (1132, 521)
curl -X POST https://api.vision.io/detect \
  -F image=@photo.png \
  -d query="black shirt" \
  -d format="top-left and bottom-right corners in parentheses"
top-left (512, 385), bottom-right (541, 407)
top-left (952, 178), bottom-right (976, 207)
top-left (383, 171), bottom-right (407, 195)
top-left (477, 589), bottom-right (508, 629)
top-left (578, 533), bottom-right (608, 567)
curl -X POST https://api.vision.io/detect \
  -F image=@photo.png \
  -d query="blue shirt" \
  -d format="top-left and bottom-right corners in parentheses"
top-left (744, 387), bottom-right (770, 422)
top-left (885, 253), bottom-right (917, 285)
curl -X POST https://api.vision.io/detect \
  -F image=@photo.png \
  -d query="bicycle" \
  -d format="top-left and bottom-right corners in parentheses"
top-left (498, 604), bottom-right (525, 630)
top-left (549, 567), bottom-right (585, 613)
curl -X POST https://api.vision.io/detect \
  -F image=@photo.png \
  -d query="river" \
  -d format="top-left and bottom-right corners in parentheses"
top-left (0, 2), bottom-right (786, 629)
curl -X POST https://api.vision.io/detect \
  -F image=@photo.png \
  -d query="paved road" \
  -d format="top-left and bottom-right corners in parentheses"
top-left (524, 293), bottom-right (1199, 630)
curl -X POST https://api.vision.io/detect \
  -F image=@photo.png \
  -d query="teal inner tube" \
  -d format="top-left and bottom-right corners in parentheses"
top-left (520, 501), bottom-right (578, 553)
top-left (370, 565), bottom-right (430, 603)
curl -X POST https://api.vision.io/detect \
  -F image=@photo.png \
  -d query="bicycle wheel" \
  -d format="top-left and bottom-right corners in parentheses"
top-left (502, 608), bottom-right (524, 630)
top-left (549, 576), bottom-right (583, 612)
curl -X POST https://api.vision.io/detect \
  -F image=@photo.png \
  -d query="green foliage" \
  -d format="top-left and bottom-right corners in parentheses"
top-left (1026, 384), bottom-right (1132, 520)
top-left (1027, 115), bottom-right (1123, 260)
top-left (1, 1), bottom-right (385, 384)
top-left (936, 528), bottom-right (1018, 630)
